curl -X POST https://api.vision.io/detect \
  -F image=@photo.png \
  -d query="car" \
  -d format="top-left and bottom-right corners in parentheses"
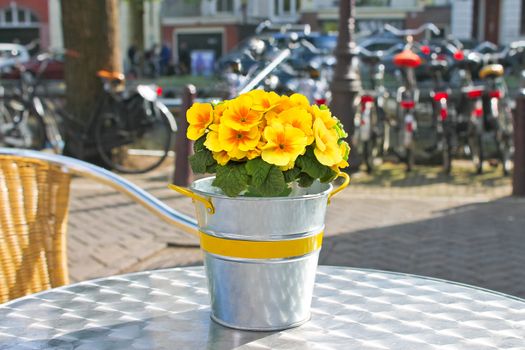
top-left (2, 51), bottom-right (65, 80)
top-left (0, 43), bottom-right (30, 71)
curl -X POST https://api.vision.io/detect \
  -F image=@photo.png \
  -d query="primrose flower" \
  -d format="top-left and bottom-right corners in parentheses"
top-left (219, 123), bottom-right (260, 154)
top-left (311, 105), bottom-right (337, 129)
top-left (212, 151), bottom-right (230, 166)
top-left (204, 124), bottom-right (223, 152)
top-left (187, 103), bottom-right (213, 140)
top-left (313, 118), bottom-right (343, 166)
top-left (222, 95), bottom-right (262, 131)
top-left (337, 141), bottom-right (350, 169)
top-left (246, 148), bottom-right (262, 160)
top-left (213, 102), bottom-right (227, 125)
top-left (261, 121), bottom-right (307, 167)
top-left (277, 107), bottom-right (314, 145)
top-left (289, 93), bottom-right (310, 107)
top-left (246, 90), bottom-right (281, 112)
top-left (265, 95), bottom-right (292, 121)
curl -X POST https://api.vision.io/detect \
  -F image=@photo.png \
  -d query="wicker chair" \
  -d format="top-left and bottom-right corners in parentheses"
top-left (0, 148), bottom-right (198, 303)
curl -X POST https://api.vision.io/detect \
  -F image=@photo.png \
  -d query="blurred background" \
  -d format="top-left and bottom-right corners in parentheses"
top-left (1, 0), bottom-right (525, 297)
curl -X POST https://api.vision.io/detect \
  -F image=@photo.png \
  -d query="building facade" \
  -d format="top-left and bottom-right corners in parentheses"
top-left (0, 0), bottom-right (160, 61)
top-left (162, 0), bottom-right (452, 68)
top-left (451, 0), bottom-right (524, 45)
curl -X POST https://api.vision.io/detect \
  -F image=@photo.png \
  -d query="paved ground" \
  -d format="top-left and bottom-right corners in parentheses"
top-left (66, 160), bottom-right (525, 298)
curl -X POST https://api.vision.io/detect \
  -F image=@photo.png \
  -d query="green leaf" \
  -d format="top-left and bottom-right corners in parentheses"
top-left (251, 166), bottom-right (287, 197)
top-left (320, 169), bottom-right (338, 183)
top-left (296, 147), bottom-right (328, 179)
top-left (298, 172), bottom-right (315, 187)
top-left (189, 149), bottom-right (214, 174)
top-left (193, 136), bottom-right (207, 153)
top-left (206, 162), bottom-right (217, 174)
top-left (212, 163), bottom-right (248, 197)
top-left (245, 158), bottom-right (272, 187)
top-left (278, 186), bottom-right (292, 197)
top-left (283, 167), bottom-right (301, 183)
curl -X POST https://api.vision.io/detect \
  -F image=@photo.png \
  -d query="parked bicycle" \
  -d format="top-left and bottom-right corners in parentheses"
top-left (425, 40), bottom-right (456, 174)
top-left (63, 70), bottom-right (177, 174)
top-left (0, 85), bottom-right (46, 149)
top-left (385, 23), bottom-right (440, 172)
top-left (354, 46), bottom-right (393, 173)
top-left (476, 50), bottom-right (514, 176)
top-left (5, 50), bottom-right (177, 174)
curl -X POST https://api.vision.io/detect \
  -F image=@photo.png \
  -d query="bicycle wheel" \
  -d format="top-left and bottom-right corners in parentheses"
top-left (363, 140), bottom-right (373, 174)
top-left (469, 132), bottom-right (483, 174)
top-left (497, 131), bottom-right (512, 177)
top-left (95, 99), bottom-right (173, 174)
top-left (442, 131), bottom-right (452, 175)
top-left (1, 97), bottom-right (46, 149)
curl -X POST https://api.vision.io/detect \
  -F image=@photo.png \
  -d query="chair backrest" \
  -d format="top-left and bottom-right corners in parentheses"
top-left (0, 155), bottom-right (71, 303)
top-left (0, 148), bottom-right (198, 303)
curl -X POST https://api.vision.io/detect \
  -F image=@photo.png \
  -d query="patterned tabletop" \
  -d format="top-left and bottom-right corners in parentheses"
top-left (0, 266), bottom-right (524, 350)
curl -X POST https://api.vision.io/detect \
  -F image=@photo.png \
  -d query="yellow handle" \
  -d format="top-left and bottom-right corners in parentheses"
top-left (168, 184), bottom-right (215, 214)
top-left (328, 172), bottom-right (350, 204)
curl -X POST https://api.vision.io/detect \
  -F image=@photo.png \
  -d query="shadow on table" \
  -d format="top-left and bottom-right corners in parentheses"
top-left (321, 196), bottom-right (525, 299)
top-left (10, 313), bottom-right (275, 349)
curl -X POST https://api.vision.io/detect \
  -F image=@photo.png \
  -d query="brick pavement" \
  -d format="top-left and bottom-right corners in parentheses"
top-left (66, 162), bottom-right (525, 298)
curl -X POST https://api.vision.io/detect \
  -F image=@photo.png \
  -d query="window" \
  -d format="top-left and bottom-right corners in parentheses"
top-left (274, 0), bottom-right (300, 16)
top-left (0, 4), bottom-right (39, 27)
top-left (4, 8), bottom-right (12, 23)
top-left (217, 0), bottom-right (234, 13)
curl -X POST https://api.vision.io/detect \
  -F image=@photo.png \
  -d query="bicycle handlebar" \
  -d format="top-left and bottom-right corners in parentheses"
top-left (356, 44), bottom-right (401, 59)
top-left (384, 23), bottom-right (440, 38)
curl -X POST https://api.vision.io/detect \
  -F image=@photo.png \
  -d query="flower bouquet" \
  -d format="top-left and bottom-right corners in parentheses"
top-left (186, 90), bottom-right (350, 197)
top-left (170, 90), bottom-right (350, 331)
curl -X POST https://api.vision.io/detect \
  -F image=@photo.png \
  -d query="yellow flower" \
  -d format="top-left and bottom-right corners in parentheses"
top-left (222, 95), bottom-right (262, 131)
top-left (204, 126), bottom-right (223, 152)
top-left (313, 118), bottom-right (343, 166)
top-left (219, 123), bottom-right (260, 153)
top-left (277, 107), bottom-right (314, 145)
top-left (246, 148), bottom-right (262, 160)
top-left (261, 121), bottom-right (307, 166)
top-left (311, 105), bottom-right (337, 129)
top-left (279, 160), bottom-right (295, 171)
top-left (289, 93), bottom-right (310, 107)
top-left (265, 95), bottom-right (292, 121)
top-left (245, 90), bottom-right (281, 112)
top-left (213, 102), bottom-right (227, 125)
top-left (187, 103), bottom-right (213, 140)
top-left (213, 151), bottom-right (230, 165)
top-left (336, 141), bottom-right (350, 169)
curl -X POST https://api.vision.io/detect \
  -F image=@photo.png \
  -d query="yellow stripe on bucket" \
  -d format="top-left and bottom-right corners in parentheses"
top-left (200, 231), bottom-right (323, 260)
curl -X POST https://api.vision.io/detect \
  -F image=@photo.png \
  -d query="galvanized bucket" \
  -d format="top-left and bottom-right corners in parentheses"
top-left (169, 173), bottom-right (349, 331)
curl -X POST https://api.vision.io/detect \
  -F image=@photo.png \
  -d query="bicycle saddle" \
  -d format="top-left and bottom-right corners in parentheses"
top-left (478, 64), bottom-right (504, 79)
top-left (393, 50), bottom-right (421, 68)
top-left (97, 70), bottom-right (125, 82)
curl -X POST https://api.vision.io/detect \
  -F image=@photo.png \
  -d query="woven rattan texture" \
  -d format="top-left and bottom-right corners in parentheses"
top-left (0, 155), bottom-right (71, 303)
top-left (0, 266), bottom-right (524, 349)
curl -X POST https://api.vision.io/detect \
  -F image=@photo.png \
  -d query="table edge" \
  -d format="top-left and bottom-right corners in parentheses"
top-left (2, 265), bottom-right (524, 307)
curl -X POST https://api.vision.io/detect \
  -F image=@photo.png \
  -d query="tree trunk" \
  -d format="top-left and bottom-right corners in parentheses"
top-left (61, 0), bottom-right (122, 124)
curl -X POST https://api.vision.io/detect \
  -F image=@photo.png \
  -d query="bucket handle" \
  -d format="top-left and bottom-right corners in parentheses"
top-left (168, 184), bottom-right (215, 214)
top-left (328, 172), bottom-right (350, 204)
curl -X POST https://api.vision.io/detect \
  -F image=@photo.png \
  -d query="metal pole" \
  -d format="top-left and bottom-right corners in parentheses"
top-left (329, 0), bottom-right (361, 168)
top-left (173, 84), bottom-right (196, 186)
top-left (513, 72), bottom-right (525, 196)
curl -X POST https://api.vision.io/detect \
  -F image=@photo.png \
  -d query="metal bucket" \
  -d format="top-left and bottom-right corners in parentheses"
top-left (170, 173), bottom-right (349, 331)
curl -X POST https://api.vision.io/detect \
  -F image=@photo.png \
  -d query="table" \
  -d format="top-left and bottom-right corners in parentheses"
top-left (0, 266), bottom-right (524, 349)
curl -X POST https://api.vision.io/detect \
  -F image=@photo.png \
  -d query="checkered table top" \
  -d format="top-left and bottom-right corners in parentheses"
top-left (1, 266), bottom-right (524, 349)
